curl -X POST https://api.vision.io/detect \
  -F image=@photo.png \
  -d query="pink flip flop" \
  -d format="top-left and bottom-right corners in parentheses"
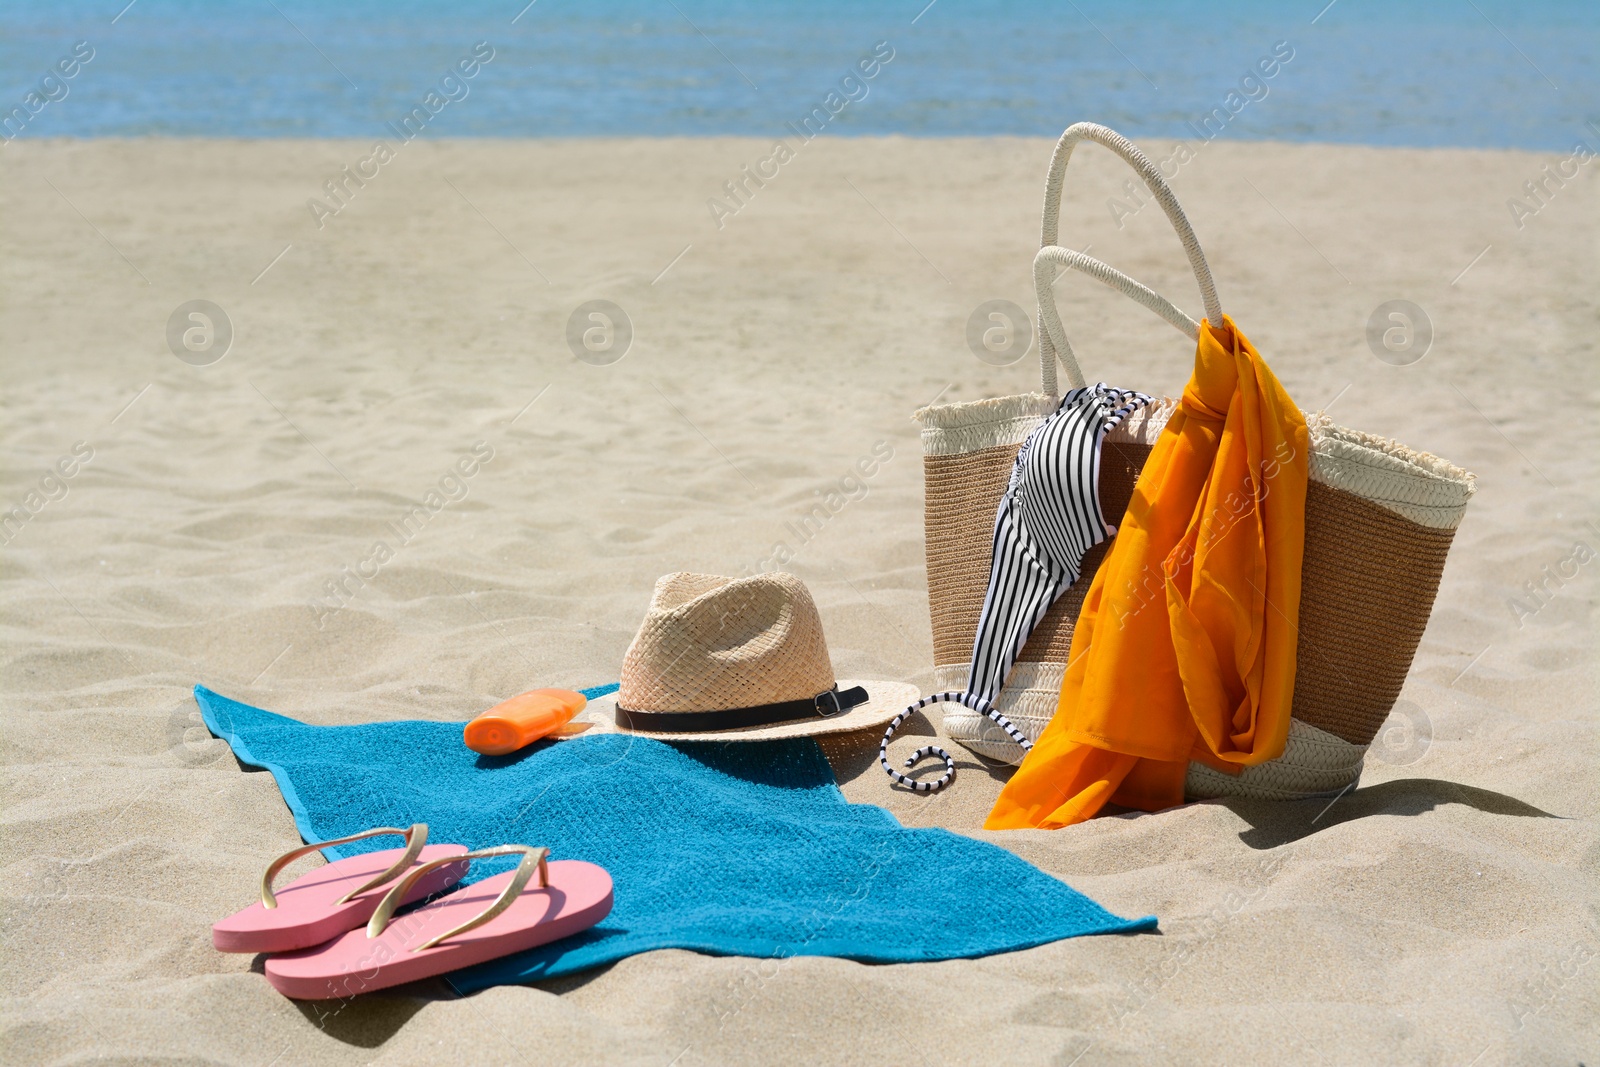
top-left (263, 845), bottom-right (613, 1000)
top-left (213, 824), bottom-right (470, 954)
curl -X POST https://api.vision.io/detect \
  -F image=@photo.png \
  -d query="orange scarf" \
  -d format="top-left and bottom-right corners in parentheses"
top-left (986, 317), bottom-right (1308, 830)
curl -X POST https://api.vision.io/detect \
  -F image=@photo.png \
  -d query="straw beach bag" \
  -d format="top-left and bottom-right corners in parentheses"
top-left (918, 122), bottom-right (1475, 800)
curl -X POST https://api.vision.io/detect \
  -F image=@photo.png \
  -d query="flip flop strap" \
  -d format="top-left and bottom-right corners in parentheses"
top-left (260, 823), bottom-right (429, 909)
top-left (366, 845), bottom-right (550, 951)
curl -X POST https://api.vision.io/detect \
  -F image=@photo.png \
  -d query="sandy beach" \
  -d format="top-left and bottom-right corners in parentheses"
top-left (1, 136), bottom-right (1596, 1065)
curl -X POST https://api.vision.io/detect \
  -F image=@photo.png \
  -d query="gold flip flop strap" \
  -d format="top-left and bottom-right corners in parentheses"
top-left (260, 824), bottom-right (429, 909)
top-left (365, 845), bottom-right (550, 952)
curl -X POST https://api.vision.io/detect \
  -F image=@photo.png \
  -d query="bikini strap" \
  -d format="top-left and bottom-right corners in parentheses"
top-left (878, 692), bottom-right (1032, 793)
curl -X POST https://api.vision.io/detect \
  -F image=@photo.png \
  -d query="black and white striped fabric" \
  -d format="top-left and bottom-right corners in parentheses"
top-left (881, 383), bottom-right (1153, 793)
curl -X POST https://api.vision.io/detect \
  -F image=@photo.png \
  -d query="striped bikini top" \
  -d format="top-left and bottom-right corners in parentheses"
top-left (881, 383), bottom-right (1153, 792)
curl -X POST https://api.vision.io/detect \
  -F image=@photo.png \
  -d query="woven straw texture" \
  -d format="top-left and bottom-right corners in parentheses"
top-left (618, 572), bottom-right (834, 713)
top-left (925, 425), bottom-right (1149, 767)
top-left (924, 434), bottom-right (1151, 669)
top-left (925, 442), bottom-right (1025, 667)
top-left (1184, 718), bottom-right (1365, 800)
top-left (918, 397), bottom-right (1471, 790)
top-left (1306, 413), bottom-right (1476, 529)
top-left (1288, 481), bottom-right (1458, 744)
top-left (916, 393), bottom-right (1058, 457)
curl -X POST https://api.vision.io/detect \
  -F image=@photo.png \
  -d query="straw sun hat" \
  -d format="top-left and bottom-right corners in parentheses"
top-left (587, 572), bottom-right (918, 742)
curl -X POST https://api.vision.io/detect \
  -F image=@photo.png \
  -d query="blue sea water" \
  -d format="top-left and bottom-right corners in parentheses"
top-left (0, 0), bottom-right (1594, 148)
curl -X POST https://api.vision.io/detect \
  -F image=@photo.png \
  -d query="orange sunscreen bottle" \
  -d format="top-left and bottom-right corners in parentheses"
top-left (463, 688), bottom-right (587, 755)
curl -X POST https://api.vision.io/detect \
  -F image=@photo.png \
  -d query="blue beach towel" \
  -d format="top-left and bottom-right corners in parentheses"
top-left (195, 685), bottom-right (1155, 993)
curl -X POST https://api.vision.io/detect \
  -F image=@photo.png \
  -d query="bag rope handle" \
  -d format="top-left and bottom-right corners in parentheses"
top-left (1036, 247), bottom-right (1200, 347)
top-left (887, 125), bottom-right (1221, 793)
top-left (1036, 122), bottom-right (1222, 395)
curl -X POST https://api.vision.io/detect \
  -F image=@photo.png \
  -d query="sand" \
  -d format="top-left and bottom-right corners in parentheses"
top-left (1, 135), bottom-right (1595, 1066)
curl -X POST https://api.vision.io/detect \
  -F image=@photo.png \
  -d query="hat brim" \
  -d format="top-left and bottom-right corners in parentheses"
top-left (581, 679), bottom-right (921, 742)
